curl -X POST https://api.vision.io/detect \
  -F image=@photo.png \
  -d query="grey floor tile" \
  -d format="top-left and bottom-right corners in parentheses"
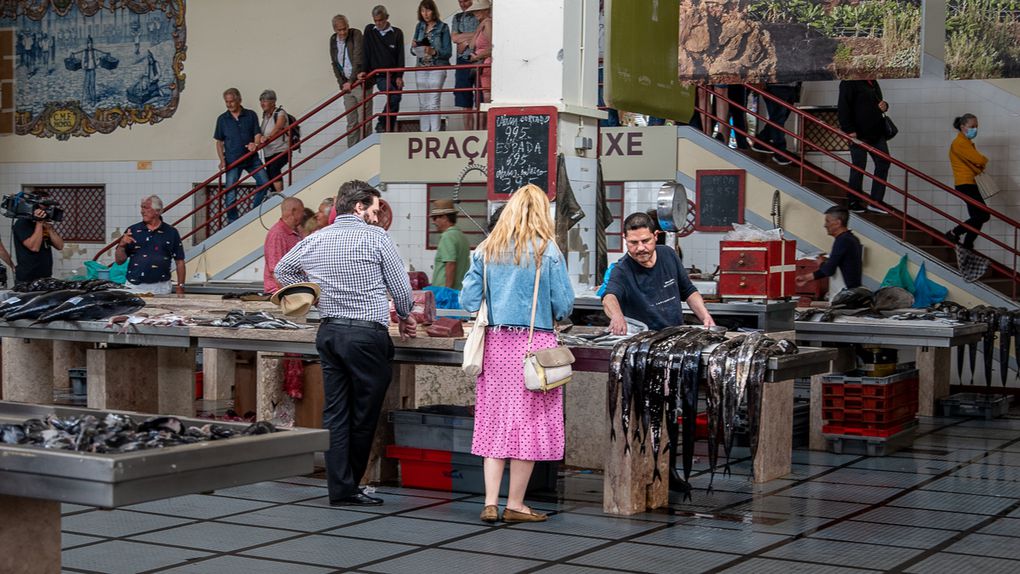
top-left (978, 517), bottom-right (1020, 537)
top-left (671, 488), bottom-right (753, 509)
top-left (733, 496), bottom-right (868, 519)
top-left (61, 504), bottom-right (93, 515)
top-left (892, 447), bottom-right (987, 463)
top-left (923, 475), bottom-right (1020, 497)
top-left (61, 509), bottom-right (194, 537)
top-left (942, 532), bottom-right (1020, 560)
top-left (328, 515), bottom-right (487, 545)
top-left (459, 495), bottom-right (576, 512)
top-left (790, 450), bottom-right (862, 467)
top-left (299, 493), bottom-right (444, 514)
top-left (62, 540), bottom-right (211, 574)
top-left (211, 481), bottom-right (327, 503)
top-left (813, 467), bottom-right (930, 489)
top-left (952, 463), bottom-right (1020, 481)
top-left (371, 485), bottom-right (466, 499)
top-left (277, 476), bottom-right (328, 487)
top-left (780, 482), bottom-right (902, 504)
top-left (61, 532), bottom-right (103, 550)
top-left (679, 512), bottom-right (831, 537)
top-left (568, 505), bottom-right (681, 524)
top-left (244, 534), bottom-right (417, 569)
top-left (123, 494), bottom-right (274, 519)
top-left (443, 528), bottom-right (606, 561)
top-left (957, 418), bottom-right (1020, 430)
top-left (931, 427), bottom-right (1020, 440)
top-left (911, 435), bottom-right (1010, 451)
top-left (974, 451), bottom-right (1020, 467)
top-left (686, 474), bottom-right (797, 495)
top-left (532, 565), bottom-right (629, 574)
top-left (719, 557), bottom-right (880, 574)
top-left (569, 541), bottom-right (738, 573)
top-left (508, 510), bottom-right (661, 539)
top-left (905, 552), bottom-right (1020, 574)
top-left (785, 463), bottom-right (834, 480)
top-left (762, 538), bottom-right (922, 570)
top-left (848, 456), bottom-right (957, 475)
top-left (360, 547), bottom-right (543, 573)
top-left (633, 524), bottom-right (789, 553)
top-left (218, 503), bottom-right (376, 532)
top-left (157, 555), bottom-right (335, 574)
top-left (129, 521), bottom-right (296, 552)
top-left (890, 490), bottom-right (1016, 515)
top-left (852, 506), bottom-right (987, 531)
top-left (810, 520), bottom-right (958, 549)
top-left (395, 500), bottom-right (499, 524)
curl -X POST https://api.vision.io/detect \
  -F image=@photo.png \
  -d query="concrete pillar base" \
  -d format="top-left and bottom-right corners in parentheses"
top-left (87, 347), bottom-right (159, 412)
top-left (158, 346), bottom-right (197, 416)
top-left (52, 340), bottom-right (88, 391)
top-left (2, 337), bottom-right (54, 404)
top-left (0, 495), bottom-right (60, 574)
top-left (202, 348), bottom-right (236, 402)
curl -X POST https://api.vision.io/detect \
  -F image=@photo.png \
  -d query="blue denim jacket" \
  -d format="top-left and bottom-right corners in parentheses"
top-left (412, 21), bottom-right (452, 66)
top-left (459, 244), bottom-right (575, 330)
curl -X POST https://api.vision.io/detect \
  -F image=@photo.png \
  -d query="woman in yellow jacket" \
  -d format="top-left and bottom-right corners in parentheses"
top-left (945, 113), bottom-right (990, 249)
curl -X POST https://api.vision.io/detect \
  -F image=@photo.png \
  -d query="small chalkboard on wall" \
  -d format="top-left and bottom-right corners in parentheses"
top-left (695, 169), bottom-right (745, 231)
top-left (487, 107), bottom-right (557, 200)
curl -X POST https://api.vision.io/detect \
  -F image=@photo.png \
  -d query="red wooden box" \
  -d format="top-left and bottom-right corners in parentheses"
top-left (718, 240), bottom-right (796, 300)
top-left (794, 258), bottom-right (828, 299)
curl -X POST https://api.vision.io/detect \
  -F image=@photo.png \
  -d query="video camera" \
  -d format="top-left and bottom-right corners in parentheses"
top-left (0, 192), bottom-right (64, 222)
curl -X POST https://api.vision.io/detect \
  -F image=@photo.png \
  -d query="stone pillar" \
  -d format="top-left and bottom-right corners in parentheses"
top-left (255, 352), bottom-right (284, 421)
top-left (52, 340), bottom-right (88, 391)
top-left (603, 389), bottom-right (669, 515)
top-left (564, 371), bottom-right (609, 470)
top-left (202, 348), bottom-right (236, 401)
top-left (809, 346), bottom-right (856, 451)
top-left (2, 337), bottom-right (54, 404)
top-left (491, 0), bottom-right (603, 292)
top-left (917, 346), bottom-right (951, 417)
top-left (0, 495), bottom-right (60, 574)
top-left (754, 379), bottom-right (794, 483)
top-left (158, 346), bottom-right (197, 416)
top-left (86, 347), bottom-right (158, 413)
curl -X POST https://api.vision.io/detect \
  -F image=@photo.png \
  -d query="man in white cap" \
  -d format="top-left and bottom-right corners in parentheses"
top-left (275, 179), bottom-right (416, 507)
top-left (430, 199), bottom-right (470, 290)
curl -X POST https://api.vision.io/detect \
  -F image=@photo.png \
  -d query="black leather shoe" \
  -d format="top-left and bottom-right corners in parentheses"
top-left (329, 492), bottom-right (383, 507)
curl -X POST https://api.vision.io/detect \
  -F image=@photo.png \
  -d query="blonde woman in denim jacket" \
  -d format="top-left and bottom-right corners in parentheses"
top-left (460, 184), bottom-right (575, 524)
top-left (410, 0), bottom-right (452, 132)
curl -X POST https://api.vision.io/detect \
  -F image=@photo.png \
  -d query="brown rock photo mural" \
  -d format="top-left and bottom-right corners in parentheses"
top-left (678, 0), bottom-right (922, 83)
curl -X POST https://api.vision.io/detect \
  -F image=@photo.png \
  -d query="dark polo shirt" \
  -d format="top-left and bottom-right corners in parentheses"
top-left (124, 220), bottom-right (185, 285)
top-left (213, 107), bottom-right (261, 165)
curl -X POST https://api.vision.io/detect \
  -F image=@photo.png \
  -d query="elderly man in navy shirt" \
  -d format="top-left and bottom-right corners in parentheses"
top-left (115, 195), bottom-right (187, 295)
top-left (214, 87), bottom-right (270, 223)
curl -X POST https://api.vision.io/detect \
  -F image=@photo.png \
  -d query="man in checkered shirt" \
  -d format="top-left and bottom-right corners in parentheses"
top-left (275, 180), bottom-right (416, 507)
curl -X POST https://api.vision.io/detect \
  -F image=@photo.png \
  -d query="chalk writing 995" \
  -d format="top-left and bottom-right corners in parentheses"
top-left (493, 114), bottom-right (551, 194)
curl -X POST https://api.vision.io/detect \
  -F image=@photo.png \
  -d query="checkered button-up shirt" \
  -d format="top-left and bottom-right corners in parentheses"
top-left (274, 214), bottom-right (413, 325)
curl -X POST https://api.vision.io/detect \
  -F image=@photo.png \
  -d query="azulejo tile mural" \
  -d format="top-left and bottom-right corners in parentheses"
top-left (0, 0), bottom-right (186, 140)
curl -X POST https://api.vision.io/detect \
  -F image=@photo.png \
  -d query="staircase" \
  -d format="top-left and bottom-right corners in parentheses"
top-left (697, 84), bottom-right (1020, 301)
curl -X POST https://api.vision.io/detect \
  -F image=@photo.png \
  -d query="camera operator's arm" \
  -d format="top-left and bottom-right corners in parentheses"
top-left (0, 240), bottom-right (13, 269)
top-left (45, 221), bottom-right (63, 251)
top-left (21, 210), bottom-right (48, 253)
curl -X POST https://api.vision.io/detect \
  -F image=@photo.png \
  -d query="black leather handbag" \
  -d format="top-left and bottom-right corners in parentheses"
top-left (883, 114), bottom-right (898, 140)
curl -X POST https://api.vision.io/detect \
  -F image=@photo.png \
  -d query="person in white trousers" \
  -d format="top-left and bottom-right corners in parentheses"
top-left (411, 0), bottom-right (452, 132)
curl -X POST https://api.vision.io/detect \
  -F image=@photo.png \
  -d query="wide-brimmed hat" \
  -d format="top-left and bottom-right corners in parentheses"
top-left (270, 282), bottom-right (321, 317)
top-left (430, 199), bottom-right (458, 217)
top-left (467, 0), bottom-right (492, 12)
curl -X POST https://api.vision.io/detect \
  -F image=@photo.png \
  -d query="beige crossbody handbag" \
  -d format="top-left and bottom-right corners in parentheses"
top-left (523, 262), bottom-right (575, 392)
top-left (461, 265), bottom-right (488, 377)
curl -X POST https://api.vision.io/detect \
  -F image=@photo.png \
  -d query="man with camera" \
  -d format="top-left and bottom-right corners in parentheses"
top-left (13, 200), bottom-right (64, 285)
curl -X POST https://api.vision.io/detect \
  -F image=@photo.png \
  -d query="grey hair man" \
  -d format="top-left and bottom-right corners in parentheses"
top-left (330, 14), bottom-right (366, 147)
top-left (116, 195), bottom-right (187, 295)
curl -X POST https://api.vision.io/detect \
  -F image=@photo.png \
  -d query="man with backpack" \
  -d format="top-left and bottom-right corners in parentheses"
top-left (330, 14), bottom-right (365, 147)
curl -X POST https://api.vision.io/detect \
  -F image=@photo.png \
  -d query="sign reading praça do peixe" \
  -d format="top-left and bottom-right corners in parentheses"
top-left (379, 126), bottom-right (677, 183)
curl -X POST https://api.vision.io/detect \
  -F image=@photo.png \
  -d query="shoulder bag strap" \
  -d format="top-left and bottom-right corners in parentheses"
top-left (526, 260), bottom-right (540, 352)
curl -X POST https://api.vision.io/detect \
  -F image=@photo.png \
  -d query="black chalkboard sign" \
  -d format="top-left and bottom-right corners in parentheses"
top-left (487, 107), bottom-right (557, 199)
top-left (695, 170), bottom-right (745, 231)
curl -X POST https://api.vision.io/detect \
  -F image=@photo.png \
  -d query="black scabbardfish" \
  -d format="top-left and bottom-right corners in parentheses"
top-left (36, 290), bottom-right (146, 323)
top-left (4, 290), bottom-right (86, 321)
top-left (1000, 312), bottom-right (1013, 387)
top-left (0, 291), bottom-right (45, 317)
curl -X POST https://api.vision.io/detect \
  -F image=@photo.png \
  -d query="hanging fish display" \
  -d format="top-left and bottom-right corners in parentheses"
top-left (607, 326), bottom-right (799, 500)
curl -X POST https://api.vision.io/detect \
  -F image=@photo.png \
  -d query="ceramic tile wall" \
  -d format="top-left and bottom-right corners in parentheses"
top-left (0, 159), bottom-right (216, 280)
top-left (798, 55), bottom-right (1020, 263)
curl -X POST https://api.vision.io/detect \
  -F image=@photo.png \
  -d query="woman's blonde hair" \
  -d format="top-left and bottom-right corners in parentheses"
top-left (479, 184), bottom-right (555, 268)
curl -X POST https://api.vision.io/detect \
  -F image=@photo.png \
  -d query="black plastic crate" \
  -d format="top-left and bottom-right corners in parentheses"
top-left (941, 393), bottom-right (1012, 420)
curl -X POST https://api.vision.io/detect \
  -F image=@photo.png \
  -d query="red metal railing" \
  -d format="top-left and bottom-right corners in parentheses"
top-left (93, 63), bottom-right (489, 260)
top-left (697, 84), bottom-right (1020, 299)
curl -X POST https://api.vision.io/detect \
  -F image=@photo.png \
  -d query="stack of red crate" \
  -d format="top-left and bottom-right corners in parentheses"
top-left (821, 369), bottom-right (919, 437)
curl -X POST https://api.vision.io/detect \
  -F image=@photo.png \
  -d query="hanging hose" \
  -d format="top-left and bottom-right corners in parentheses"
top-left (771, 189), bottom-right (782, 230)
top-left (453, 162), bottom-right (490, 235)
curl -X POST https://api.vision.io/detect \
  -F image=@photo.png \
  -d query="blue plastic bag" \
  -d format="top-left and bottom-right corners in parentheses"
top-left (423, 285), bottom-right (462, 310)
top-left (596, 261), bottom-right (618, 298)
top-left (84, 260), bottom-right (128, 284)
top-left (912, 262), bottom-right (948, 308)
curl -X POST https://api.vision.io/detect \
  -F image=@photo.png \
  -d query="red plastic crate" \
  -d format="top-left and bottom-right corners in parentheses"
top-left (823, 405), bottom-right (916, 427)
top-left (822, 419), bottom-right (917, 437)
top-left (385, 445), bottom-right (454, 491)
top-left (677, 412), bottom-right (709, 440)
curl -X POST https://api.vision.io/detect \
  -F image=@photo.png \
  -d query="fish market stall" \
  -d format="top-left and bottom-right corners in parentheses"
top-left (0, 400), bottom-right (328, 574)
top-left (594, 328), bottom-right (836, 515)
top-left (573, 296), bottom-right (796, 332)
top-left (795, 316), bottom-right (987, 450)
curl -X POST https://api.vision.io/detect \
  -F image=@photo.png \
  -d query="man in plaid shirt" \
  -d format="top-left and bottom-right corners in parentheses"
top-left (275, 180), bottom-right (416, 506)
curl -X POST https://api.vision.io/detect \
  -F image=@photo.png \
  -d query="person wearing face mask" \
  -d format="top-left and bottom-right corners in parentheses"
top-left (945, 113), bottom-right (990, 250)
top-left (274, 180), bottom-right (416, 508)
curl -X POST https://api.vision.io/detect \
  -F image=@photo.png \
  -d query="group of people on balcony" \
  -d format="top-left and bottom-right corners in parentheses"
top-left (329, 1), bottom-right (492, 138)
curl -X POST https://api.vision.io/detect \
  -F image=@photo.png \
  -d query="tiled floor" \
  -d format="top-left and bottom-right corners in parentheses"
top-left (58, 414), bottom-right (1020, 573)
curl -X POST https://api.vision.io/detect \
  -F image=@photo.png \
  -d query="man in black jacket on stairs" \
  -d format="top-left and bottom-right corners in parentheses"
top-left (838, 80), bottom-right (891, 215)
top-left (360, 5), bottom-right (405, 133)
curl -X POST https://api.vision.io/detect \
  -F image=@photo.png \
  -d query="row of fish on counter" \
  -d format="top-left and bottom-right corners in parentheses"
top-left (0, 412), bottom-right (278, 453)
top-left (607, 326), bottom-right (797, 500)
top-left (795, 287), bottom-right (1020, 386)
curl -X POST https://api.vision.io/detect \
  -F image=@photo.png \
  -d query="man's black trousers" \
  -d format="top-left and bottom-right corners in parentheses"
top-left (315, 322), bottom-right (394, 501)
